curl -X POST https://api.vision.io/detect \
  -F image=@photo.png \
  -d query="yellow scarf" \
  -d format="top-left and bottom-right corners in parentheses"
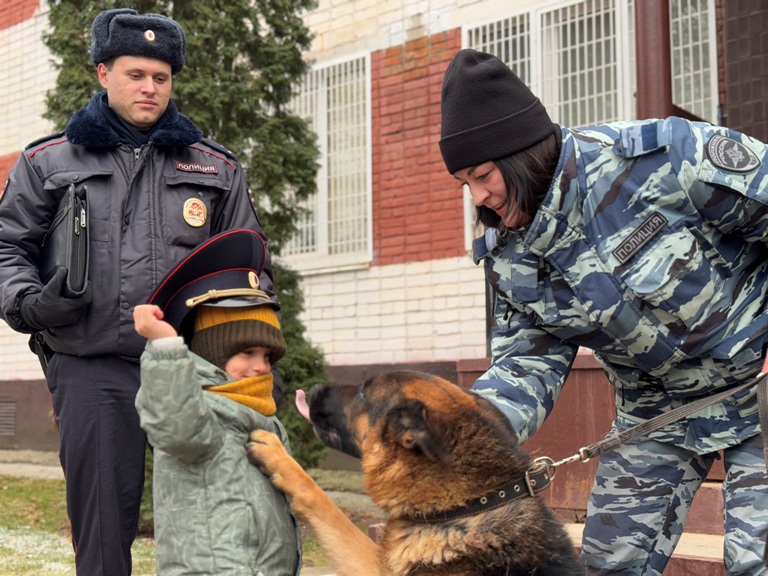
top-left (205, 373), bottom-right (276, 416)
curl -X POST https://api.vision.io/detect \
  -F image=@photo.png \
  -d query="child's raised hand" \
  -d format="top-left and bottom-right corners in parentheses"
top-left (133, 304), bottom-right (178, 340)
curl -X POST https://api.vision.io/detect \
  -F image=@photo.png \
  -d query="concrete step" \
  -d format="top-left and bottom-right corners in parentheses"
top-left (686, 481), bottom-right (723, 535)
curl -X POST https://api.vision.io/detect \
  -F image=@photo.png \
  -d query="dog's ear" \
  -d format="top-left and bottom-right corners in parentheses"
top-left (385, 400), bottom-right (450, 462)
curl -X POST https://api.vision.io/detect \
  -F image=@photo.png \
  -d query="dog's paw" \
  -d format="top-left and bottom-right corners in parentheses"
top-left (247, 430), bottom-right (298, 490)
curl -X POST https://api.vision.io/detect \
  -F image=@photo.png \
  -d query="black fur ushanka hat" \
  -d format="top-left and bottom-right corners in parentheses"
top-left (90, 8), bottom-right (186, 75)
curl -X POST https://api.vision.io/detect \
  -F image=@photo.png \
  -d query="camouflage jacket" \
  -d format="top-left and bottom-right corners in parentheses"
top-left (471, 117), bottom-right (768, 454)
top-left (136, 339), bottom-right (300, 575)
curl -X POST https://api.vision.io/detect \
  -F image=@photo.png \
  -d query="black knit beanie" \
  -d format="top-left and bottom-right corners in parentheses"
top-left (190, 304), bottom-right (287, 370)
top-left (90, 8), bottom-right (186, 75)
top-left (439, 49), bottom-right (558, 174)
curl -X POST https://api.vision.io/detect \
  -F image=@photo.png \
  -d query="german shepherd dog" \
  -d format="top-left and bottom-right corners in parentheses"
top-left (248, 370), bottom-right (584, 575)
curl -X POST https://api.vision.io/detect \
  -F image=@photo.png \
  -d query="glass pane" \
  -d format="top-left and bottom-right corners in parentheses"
top-left (285, 56), bottom-right (370, 259)
top-left (540, 0), bottom-right (620, 127)
top-left (670, 0), bottom-right (715, 122)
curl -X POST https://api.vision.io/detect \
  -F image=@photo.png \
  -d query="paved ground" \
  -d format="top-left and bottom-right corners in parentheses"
top-left (0, 449), bottom-right (63, 479)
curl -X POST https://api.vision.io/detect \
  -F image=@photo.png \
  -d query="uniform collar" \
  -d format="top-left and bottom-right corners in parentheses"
top-left (65, 90), bottom-right (203, 149)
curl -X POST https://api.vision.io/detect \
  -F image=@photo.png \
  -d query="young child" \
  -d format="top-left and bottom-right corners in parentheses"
top-left (133, 229), bottom-right (300, 576)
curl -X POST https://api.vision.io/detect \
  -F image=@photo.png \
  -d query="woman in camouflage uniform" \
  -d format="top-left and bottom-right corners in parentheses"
top-left (439, 49), bottom-right (768, 575)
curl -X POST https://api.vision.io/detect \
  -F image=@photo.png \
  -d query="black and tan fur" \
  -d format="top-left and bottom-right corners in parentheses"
top-left (248, 370), bottom-right (584, 575)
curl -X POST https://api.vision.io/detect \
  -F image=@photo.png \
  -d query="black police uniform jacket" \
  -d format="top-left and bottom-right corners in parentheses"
top-left (0, 91), bottom-right (272, 359)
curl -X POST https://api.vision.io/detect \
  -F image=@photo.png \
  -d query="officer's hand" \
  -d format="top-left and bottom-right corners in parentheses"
top-left (20, 268), bottom-right (92, 330)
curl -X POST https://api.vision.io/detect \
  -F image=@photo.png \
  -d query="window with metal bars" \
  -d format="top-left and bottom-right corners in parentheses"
top-left (465, 0), bottom-right (715, 128)
top-left (670, 0), bottom-right (717, 122)
top-left (283, 54), bottom-right (372, 271)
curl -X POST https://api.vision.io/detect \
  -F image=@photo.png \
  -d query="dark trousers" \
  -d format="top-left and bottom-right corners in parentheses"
top-left (47, 354), bottom-right (147, 576)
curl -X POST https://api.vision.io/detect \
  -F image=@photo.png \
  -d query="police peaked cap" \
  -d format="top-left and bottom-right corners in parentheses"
top-left (90, 8), bottom-right (186, 75)
top-left (148, 229), bottom-right (278, 333)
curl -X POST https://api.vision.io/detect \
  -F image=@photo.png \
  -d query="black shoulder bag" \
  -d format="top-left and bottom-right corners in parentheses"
top-left (29, 184), bottom-right (90, 374)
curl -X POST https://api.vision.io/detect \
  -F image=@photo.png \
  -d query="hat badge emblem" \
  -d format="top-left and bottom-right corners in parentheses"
top-left (183, 198), bottom-right (207, 228)
top-left (144, 29), bottom-right (156, 43)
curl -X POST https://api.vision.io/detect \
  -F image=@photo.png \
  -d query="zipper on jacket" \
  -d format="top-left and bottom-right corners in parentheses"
top-left (134, 148), bottom-right (141, 161)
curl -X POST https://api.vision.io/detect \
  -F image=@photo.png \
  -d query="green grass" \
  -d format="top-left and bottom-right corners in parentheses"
top-left (0, 468), bottom-right (381, 573)
top-left (0, 476), bottom-right (67, 533)
top-left (0, 476), bottom-right (156, 575)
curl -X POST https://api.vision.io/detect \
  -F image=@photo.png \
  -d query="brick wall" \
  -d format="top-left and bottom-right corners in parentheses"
top-left (372, 30), bottom-right (462, 266)
top-left (0, 0), bottom-right (39, 29)
top-left (722, 2), bottom-right (768, 141)
top-left (0, 153), bottom-right (18, 188)
top-left (1, 0), bottom-right (56, 186)
top-left (0, 0), bottom-right (54, 379)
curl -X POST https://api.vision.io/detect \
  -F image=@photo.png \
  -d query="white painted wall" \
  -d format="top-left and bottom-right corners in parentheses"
top-left (295, 256), bottom-right (488, 366)
top-left (0, 2), bottom-right (54, 380)
top-left (303, 0), bottom-right (533, 62)
top-left (0, 3), bottom-right (55, 156)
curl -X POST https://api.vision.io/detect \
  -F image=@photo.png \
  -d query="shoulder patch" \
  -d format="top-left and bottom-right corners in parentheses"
top-left (25, 131), bottom-right (66, 151)
top-left (201, 138), bottom-right (237, 161)
top-left (706, 135), bottom-right (761, 173)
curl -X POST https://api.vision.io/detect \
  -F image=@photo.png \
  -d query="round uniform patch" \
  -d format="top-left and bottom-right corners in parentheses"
top-left (183, 198), bottom-right (207, 227)
top-left (706, 134), bottom-right (761, 172)
top-left (144, 30), bottom-right (156, 43)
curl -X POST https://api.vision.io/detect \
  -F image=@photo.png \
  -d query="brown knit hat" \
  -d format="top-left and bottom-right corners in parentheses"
top-left (190, 304), bottom-right (287, 369)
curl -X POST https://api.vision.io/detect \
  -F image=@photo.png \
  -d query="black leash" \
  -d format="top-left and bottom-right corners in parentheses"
top-left (533, 372), bottom-right (768, 566)
top-left (533, 372), bottom-right (768, 475)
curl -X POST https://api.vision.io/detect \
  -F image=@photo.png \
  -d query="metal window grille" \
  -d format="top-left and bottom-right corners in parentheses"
top-left (466, 0), bottom-right (714, 127)
top-left (466, 13), bottom-right (532, 83)
top-left (284, 55), bottom-right (371, 269)
top-left (467, 1), bottom-right (634, 128)
top-left (0, 402), bottom-right (15, 436)
top-left (540, 0), bottom-right (624, 127)
top-left (670, 0), bottom-right (717, 122)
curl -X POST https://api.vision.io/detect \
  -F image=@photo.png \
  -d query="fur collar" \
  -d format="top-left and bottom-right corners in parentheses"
top-left (65, 91), bottom-right (203, 149)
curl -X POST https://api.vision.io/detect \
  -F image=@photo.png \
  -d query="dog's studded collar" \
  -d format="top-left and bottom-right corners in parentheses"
top-left (406, 463), bottom-right (552, 524)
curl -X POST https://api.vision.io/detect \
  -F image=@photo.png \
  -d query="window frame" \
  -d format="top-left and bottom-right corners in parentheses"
top-left (282, 52), bottom-right (373, 274)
